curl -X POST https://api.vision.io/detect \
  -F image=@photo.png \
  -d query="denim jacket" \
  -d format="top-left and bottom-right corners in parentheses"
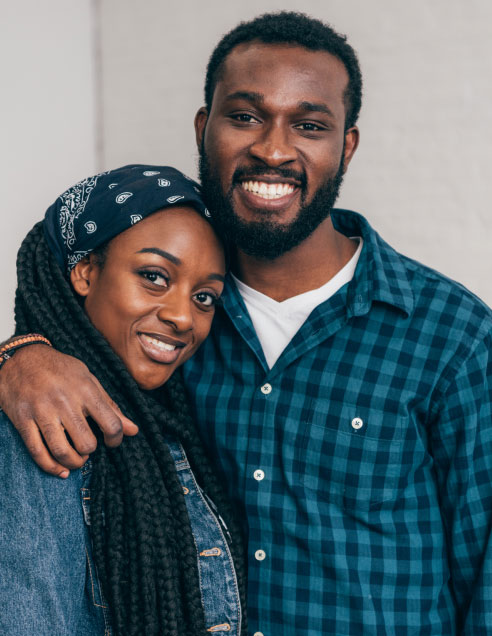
top-left (0, 411), bottom-right (241, 635)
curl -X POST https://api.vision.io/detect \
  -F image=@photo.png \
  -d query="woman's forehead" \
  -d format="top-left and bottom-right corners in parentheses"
top-left (107, 206), bottom-right (224, 261)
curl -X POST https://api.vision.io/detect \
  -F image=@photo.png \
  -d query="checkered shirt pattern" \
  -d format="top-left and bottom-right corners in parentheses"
top-left (183, 210), bottom-right (492, 636)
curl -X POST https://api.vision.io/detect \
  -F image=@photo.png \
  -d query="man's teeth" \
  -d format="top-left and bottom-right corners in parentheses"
top-left (142, 334), bottom-right (176, 351)
top-left (241, 181), bottom-right (295, 199)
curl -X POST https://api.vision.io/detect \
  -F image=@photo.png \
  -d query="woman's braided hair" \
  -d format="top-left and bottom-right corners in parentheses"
top-left (15, 222), bottom-right (247, 635)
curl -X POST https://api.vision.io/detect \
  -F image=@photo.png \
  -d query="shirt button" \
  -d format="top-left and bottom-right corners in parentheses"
top-left (260, 383), bottom-right (272, 395)
top-left (351, 417), bottom-right (363, 430)
top-left (254, 469), bottom-right (265, 481)
top-left (255, 549), bottom-right (266, 561)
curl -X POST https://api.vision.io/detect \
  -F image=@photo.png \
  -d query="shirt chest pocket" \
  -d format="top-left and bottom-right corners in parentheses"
top-left (297, 406), bottom-right (405, 511)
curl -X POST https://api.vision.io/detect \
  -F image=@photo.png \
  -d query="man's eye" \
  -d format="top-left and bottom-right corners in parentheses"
top-left (194, 292), bottom-right (217, 307)
top-left (231, 113), bottom-right (258, 123)
top-left (296, 122), bottom-right (323, 131)
top-left (140, 271), bottom-right (168, 287)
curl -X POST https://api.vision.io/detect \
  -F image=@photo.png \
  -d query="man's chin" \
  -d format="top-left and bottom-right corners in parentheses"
top-left (222, 216), bottom-right (310, 261)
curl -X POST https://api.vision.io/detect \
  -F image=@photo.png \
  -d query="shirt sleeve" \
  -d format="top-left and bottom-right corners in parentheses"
top-left (429, 332), bottom-right (492, 634)
top-left (0, 413), bottom-right (96, 635)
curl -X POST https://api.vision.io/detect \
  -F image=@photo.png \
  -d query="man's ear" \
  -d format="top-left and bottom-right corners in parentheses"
top-left (70, 256), bottom-right (96, 297)
top-left (342, 126), bottom-right (360, 173)
top-left (194, 107), bottom-right (208, 149)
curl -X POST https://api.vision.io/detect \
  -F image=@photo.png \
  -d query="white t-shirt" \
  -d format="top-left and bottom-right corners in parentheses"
top-left (232, 238), bottom-right (363, 369)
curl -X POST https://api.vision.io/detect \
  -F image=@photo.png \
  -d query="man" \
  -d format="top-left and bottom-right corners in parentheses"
top-left (1, 12), bottom-right (491, 635)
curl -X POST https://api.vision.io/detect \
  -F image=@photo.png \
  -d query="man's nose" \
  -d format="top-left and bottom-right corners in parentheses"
top-left (156, 291), bottom-right (193, 332)
top-left (248, 123), bottom-right (297, 167)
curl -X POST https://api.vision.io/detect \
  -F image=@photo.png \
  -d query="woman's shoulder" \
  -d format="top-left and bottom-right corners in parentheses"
top-left (0, 412), bottom-right (105, 635)
top-left (0, 409), bottom-right (87, 497)
top-left (0, 407), bottom-right (89, 557)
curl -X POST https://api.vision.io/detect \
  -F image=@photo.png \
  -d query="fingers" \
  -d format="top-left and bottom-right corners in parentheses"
top-left (120, 416), bottom-right (139, 437)
top-left (108, 396), bottom-right (139, 436)
top-left (14, 394), bottom-right (93, 471)
top-left (88, 377), bottom-right (138, 446)
top-left (36, 413), bottom-right (90, 470)
top-left (59, 410), bottom-right (98, 457)
top-left (0, 343), bottom-right (138, 476)
top-left (14, 418), bottom-right (74, 478)
top-left (110, 401), bottom-right (139, 437)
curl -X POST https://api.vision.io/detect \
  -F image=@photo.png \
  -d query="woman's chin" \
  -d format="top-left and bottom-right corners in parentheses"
top-left (132, 366), bottom-right (175, 391)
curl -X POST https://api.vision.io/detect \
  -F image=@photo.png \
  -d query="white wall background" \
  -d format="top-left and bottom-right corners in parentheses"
top-left (2, 0), bottom-right (491, 336)
top-left (1, 1), bottom-right (97, 333)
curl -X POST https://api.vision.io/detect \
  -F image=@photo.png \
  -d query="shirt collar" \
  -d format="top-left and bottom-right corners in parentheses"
top-left (331, 209), bottom-right (414, 317)
top-left (221, 209), bottom-right (414, 319)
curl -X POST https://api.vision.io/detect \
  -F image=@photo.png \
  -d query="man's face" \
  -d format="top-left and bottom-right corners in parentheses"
top-left (195, 42), bottom-right (359, 259)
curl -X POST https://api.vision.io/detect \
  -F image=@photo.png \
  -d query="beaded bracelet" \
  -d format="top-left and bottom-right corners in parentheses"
top-left (0, 334), bottom-right (52, 370)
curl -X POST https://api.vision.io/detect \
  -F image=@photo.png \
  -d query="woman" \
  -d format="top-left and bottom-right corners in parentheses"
top-left (0, 165), bottom-right (245, 635)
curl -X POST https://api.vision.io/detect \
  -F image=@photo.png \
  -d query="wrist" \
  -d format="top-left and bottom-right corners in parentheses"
top-left (0, 334), bottom-right (52, 370)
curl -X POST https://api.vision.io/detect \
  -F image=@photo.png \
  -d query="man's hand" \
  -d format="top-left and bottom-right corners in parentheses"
top-left (0, 344), bottom-right (138, 477)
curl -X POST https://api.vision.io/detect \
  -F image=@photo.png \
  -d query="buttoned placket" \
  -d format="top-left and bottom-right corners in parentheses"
top-left (221, 279), bottom-right (354, 636)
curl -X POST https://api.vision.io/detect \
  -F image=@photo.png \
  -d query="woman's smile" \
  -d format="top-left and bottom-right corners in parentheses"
top-left (137, 331), bottom-right (187, 364)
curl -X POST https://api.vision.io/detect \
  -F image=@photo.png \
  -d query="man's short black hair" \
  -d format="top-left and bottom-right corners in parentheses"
top-left (204, 11), bottom-right (363, 130)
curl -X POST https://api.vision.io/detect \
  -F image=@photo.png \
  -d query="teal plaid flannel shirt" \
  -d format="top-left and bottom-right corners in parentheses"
top-left (183, 209), bottom-right (492, 636)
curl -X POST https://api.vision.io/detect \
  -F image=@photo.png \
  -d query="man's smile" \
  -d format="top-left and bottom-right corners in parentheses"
top-left (240, 180), bottom-right (296, 200)
top-left (232, 172), bottom-right (303, 212)
top-left (235, 179), bottom-right (300, 212)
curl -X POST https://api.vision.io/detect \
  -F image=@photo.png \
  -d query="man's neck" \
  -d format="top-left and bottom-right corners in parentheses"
top-left (231, 216), bottom-right (358, 302)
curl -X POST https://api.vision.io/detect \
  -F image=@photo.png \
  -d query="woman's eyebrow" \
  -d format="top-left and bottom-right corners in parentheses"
top-left (137, 247), bottom-right (181, 265)
top-left (137, 248), bottom-right (224, 282)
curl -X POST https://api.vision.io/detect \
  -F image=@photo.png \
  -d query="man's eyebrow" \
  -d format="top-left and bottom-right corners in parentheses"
top-left (297, 101), bottom-right (335, 118)
top-left (208, 273), bottom-right (225, 283)
top-left (137, 247), bottom-right (181, 265)
top-left (225, 91), bottom-right (264, 105)
top-left (225, 93), bottom-right (335, 118)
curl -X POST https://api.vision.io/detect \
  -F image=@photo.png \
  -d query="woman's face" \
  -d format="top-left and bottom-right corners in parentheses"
top-left (71, 207), bottom-right (225, 390)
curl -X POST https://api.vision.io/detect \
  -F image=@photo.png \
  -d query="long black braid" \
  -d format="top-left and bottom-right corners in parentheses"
top-left (15, 222), bottom-right (247, 636)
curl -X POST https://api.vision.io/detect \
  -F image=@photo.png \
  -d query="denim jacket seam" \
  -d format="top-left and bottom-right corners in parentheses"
top-left (85, 547), bottom-right (108, 609)
top-left (81, 470), bottom-right (113, 634)
top-left (182, 447), bottom-right (242, 633)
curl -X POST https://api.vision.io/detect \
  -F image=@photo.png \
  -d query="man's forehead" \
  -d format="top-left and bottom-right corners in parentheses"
top-left (222, 40), bottom-right (344, 71)
top-left (214, 41), bottom-right (349, 108)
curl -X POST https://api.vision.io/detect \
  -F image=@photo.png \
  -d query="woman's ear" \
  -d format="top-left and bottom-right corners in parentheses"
top-left (70, 256), bottom-right (96, 297)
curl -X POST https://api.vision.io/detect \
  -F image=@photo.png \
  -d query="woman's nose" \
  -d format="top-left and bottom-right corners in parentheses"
top-left (156, 291), bottom-right (193, 332)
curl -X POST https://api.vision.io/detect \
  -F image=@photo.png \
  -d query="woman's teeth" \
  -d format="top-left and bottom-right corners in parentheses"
top-left (141, 334), bottom-right (176, 351)
top-left (241, 181), bottom-right (295, 199)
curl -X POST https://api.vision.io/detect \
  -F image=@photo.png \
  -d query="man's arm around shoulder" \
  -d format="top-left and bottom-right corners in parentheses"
top-left (0, 340), bottom-right (137, 476)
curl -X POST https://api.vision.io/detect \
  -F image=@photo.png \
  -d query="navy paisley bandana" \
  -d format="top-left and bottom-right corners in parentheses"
top-left (43, 164), bottom-right (213, 273)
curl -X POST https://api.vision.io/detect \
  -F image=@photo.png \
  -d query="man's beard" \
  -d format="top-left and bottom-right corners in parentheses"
top-left (198, 145), bottom-right (345, 260)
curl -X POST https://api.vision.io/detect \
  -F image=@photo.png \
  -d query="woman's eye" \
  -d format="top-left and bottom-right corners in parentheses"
top-left (194, 292), bottom-right (217, 308)
top-left (140, 271), bottom-right (168, 287)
